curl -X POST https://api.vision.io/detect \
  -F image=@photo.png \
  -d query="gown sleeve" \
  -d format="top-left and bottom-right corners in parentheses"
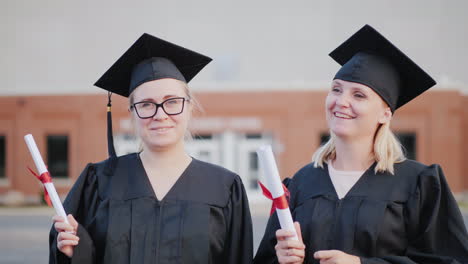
top-left (223, 175), bottom-right (254, 264)
top-left (253, 178), bottom-right (293, 264)
top-left (361, 164), bottom-right (468, 264)
top-left (49, 163), bottom-right (101, 264)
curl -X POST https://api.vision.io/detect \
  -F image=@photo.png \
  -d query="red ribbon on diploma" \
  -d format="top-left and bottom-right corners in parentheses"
top-left (27, 167), bottom-right (52, 207)
top-left (258, 181), bottom-right (290, 216)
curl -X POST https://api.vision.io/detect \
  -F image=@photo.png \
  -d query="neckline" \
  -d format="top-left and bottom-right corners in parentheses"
top-left (136, 153), bottom-right (195, 202)
top-left (328, 160), bottom-right (365, 176)
top-left (324, 161), bottom-right (376, 200)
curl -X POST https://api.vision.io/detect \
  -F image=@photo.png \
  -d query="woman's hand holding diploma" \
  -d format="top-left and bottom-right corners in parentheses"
top-left (53, 214), bottom-right (79, 257)
top-left (257, 145), bottom-right (305, 263)
top-left (24, 134), bottom-right (81, 257)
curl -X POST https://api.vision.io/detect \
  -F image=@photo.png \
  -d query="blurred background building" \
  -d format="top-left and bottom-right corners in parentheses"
top-left (1, 0), bottom-right (467, 205)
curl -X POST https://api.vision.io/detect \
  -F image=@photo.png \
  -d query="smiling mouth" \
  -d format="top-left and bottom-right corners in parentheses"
top-left (151, 127), bottom-right (172, 132)
top-left (334, 112), bottom-right (355, 119)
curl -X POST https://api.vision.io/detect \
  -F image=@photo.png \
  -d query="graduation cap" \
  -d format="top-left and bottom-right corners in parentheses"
top-left (329, 24), bottom-right (436, 112)
top-left (94, 33), bottom-right (212, 169)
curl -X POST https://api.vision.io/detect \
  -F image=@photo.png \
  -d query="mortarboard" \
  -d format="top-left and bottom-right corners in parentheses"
top-left (94, 33), bottom-right (212, 170)
top-left (95, 33), bottom-right (212, 97)
top-left (329, 24), bottom-right (436, 112)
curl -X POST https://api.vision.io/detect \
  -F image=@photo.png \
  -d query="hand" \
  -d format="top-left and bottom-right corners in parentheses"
top-left (53, 214), bottom-right (79, 258)
top-left (314, 250), bottom-right (361, 264)
top-left (275, 222), bottom-right (305, 264)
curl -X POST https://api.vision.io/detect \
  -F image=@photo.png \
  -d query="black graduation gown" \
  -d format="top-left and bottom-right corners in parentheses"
top-left (49, 153), bottom-right (253, 264)
top-left (254, 160), bottom-right (468, 264)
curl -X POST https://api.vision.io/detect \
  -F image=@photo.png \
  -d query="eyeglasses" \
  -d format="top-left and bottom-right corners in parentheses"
top-left (130, 97), bottom-right (188, 119)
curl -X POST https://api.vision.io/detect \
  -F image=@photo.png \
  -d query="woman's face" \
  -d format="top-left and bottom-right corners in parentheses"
top-left (325, 79), bottom-right (391, 140)
top-left (130, 78), bottom-right (192, 151)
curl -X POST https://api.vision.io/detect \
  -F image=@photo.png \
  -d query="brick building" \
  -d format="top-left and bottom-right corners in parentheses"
top-left (2, 1), bottom-right (468, 204)
top-left (1, 88), bottom-right (467, 204)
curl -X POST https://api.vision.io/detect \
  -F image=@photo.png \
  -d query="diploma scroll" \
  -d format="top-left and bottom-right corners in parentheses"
top-left (24, 134), bottom-right (70, 225)
top-left (257, 145), bottom-right (298, 241)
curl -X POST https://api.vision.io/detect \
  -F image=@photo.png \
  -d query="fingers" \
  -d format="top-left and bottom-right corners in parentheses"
top-left (53, 214), bottom-right (78, 234)
top-left (314, 250), bottom-right (339, 260)
top-left (294, 222), bottom-right (303, 243)
top-left (275, 227), bottom-right (306, 252)
top-left (277, 255), bottom-right (303, 264)
top-left (57, 238), bottom-right (78, 249)
top-left (58, 231), bottom-right (80, 242)
top-left (275, 236), bottom-right (306, 264)
top-left (314, 250), bottom-right (361, 264)
top-left (54, 221), bottom-right (75, 233)
top-left (57, 231), bottom-right (79, 254)
top-left (275, 244), bottom-right (304, 255)
top-left (286, 248), bottom-right (305, 258)
top-left (276, 247), bottom-right (305, 264)
top-left (67, 214), bottom-right (79, 230)
top-left (276, 240), bottom-right (306, 251)
top-left (52, 214), bottom-right (79, 258)
top-left (52, 215), bottom-right (64, 223)
top-left (276, 228), bottom-right (298, 241)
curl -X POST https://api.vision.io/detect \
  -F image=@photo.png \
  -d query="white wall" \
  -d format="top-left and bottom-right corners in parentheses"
top-left (2, 0), bottom-right (467, 95)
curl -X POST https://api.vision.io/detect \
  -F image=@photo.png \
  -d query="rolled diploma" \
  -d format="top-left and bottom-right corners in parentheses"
top-left (24, 134), bottom-right (69, 224)
top-left (257, 145), bottom-right (298, 240)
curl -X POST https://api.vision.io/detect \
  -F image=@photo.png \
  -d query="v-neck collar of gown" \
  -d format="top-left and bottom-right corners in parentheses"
top-left (323, 161), bottom-right (377, 200)
top-left (123, 153), bottom-right (194, 202)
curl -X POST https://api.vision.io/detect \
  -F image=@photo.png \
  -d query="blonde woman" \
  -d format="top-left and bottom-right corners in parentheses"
top-left (254, 25), bottom-right (468, 264)
top-left (49, 33), bottom-right (253, 264)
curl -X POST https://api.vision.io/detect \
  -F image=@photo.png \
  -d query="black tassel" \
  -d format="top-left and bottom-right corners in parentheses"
top-left (106, 92), bottom-right (117, 158)
top-left (104, 92), bottom-right (117, 176)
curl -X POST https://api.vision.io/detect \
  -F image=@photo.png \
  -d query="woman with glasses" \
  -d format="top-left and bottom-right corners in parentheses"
top-left (49, 33), bottom-right (253, 264)
top-left (254, 25), bottom-right (468, 264)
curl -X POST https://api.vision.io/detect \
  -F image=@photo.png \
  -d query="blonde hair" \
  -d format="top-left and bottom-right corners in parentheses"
top-left (312, 122), bottom-right (406, 174)
top-left (128, 80), bottom-right (203, 151)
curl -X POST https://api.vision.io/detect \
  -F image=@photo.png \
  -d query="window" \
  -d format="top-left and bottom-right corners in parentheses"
top-left (0, 135), bottom-right (5, 178)
top-left (236, 133), bottom-right (272, 194)
top-left (198, 150), bottom-right (212, 161)
top-left (396, 132), bottom-right (417, 160)
top-left (114, 133), bottom-right (138, 156)
top-left (248, 151), bottom-right (259, 190)
top-left (47, 135), bottom-right (69, 178)
top-left (246, 133), bottom-right (262, 139)
top-left (193, 134), bottom-right (213, 140)
top-left (185, 133), bottom-right (221, 165)
top-left (186, 131), bottom-right (272, 196)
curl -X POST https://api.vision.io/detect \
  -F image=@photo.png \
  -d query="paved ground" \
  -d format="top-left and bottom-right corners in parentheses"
top-left (0, 205), bottom-right (467, 264)
top-left (0, 205), bottom-right (271, 264)
top-left (0, 207), bottom-right (54, 264)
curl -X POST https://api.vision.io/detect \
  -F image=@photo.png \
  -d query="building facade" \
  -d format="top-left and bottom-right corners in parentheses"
top-left (1, 89), bottom-right (467, 204)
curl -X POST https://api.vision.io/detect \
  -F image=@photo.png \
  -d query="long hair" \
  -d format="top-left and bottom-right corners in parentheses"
top-left (312, 122), bottom-right (406, 174)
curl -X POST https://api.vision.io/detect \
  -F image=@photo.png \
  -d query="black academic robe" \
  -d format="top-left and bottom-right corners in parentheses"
top-left (254, 160), bottom-right (468, 264)
top-left (49, 153), bottom-right (253, 264)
